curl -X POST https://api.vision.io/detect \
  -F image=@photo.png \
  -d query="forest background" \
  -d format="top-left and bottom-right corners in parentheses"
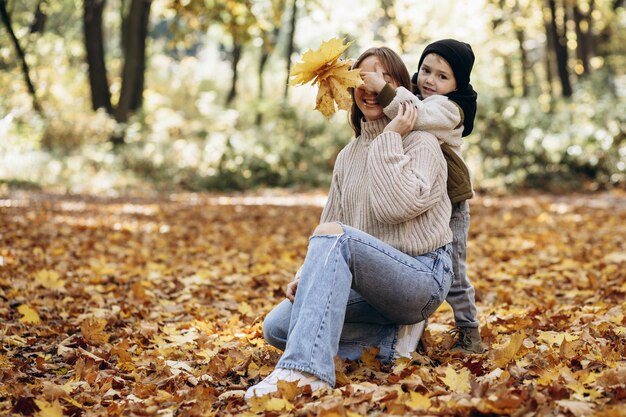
top-left (1, 0), bottom-right (625, 195)
top-left (2, 1), bottom-right (626, 416)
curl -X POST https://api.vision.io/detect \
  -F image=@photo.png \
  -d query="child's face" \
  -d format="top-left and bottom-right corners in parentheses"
top-left (416, 53), bottom-right (457, 98)
top-left (355, 56), bottom-right (398, 121)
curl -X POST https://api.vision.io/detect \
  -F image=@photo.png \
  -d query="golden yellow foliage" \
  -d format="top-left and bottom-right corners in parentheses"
top-left (35, 269), bottom-right (64, 291)
top-left (18, 304), bottom-right (41, 324)
top-left (405, 391), bottom-right (430, 409)
top-left (34, 400), bottom-right (64, 417)
top-left (491, 331), bottom-right (525, 368)
top-left (441, 365), bottom-right (472, 394)
top-left (2, 190), bottom-right (626, 416)
top-left (289, 37), bottom-right (363, 119)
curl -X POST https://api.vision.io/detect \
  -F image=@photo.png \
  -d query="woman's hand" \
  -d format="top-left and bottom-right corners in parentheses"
top-left (384, 102), bottom-right (417, 136)
top-left (286, 267), bottom-right (302, 302)
top-left (286, 278), bottom-right (299, 303)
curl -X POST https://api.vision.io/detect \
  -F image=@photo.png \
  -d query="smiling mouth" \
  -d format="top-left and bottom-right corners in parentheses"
top-left (361, 97), bottom-right (379, 107)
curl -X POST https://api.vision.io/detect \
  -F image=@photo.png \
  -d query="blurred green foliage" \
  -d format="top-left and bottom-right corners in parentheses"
top-left (1, 0), bottom-right (625, 194)
top-left (472, 70), bottom-right (626, 192)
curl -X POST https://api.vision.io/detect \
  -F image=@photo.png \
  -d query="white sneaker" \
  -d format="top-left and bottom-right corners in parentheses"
top-left (244, 368), bottom-right (329, 399)
top-left (395, 320), bottom-right (427, 359)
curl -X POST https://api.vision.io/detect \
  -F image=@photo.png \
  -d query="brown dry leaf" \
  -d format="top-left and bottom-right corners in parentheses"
top-left (556, 399), bottom-right (595, 417)
top-left (596, 366), bottom-right (626, 388)
top-left (110, 339), bottom-right (133, 362)
top-left (41, 382), bottom-right (70, 401)
top-left (3, 190), bottom-right (626, 417)
top-left (317, 402), bottom-right (348, 417)
top-left (80, 317), bottom-right (109, 345)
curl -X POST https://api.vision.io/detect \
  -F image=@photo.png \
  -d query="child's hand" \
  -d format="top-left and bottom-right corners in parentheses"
top-left (360, 63), bottom-right (387, 93)
top-left (384, 102), bottom-right (417, 136)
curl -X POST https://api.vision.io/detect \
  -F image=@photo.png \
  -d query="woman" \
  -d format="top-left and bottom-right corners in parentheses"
top-left (245, 46), bottom-right (454, 399)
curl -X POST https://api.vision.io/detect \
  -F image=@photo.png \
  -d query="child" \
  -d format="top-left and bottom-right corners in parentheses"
top-left (361, 39), bottom-right (485, 354)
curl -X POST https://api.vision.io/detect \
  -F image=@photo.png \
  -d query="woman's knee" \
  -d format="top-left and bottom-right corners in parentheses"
top-left (313, 222), bottom-right (344, 236)
top-left (263, 316), bottom-right (286, 350)
top-left (262, 301), bottom-right (291, 350)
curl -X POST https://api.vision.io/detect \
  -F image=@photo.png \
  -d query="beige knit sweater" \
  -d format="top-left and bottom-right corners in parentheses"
top-left (320, 117), bottom-right (453, 256)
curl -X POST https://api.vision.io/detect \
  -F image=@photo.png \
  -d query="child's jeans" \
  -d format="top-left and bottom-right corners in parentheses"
top-left (446, 200), bottom-right (479, 328)
top-left (262, 223), bottom-right (453, 386)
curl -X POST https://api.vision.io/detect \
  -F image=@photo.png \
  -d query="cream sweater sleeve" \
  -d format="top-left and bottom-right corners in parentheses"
top-left (367, 130), bottom-right (445, 224)
top-left (383, 87), bottom-right (463, 148)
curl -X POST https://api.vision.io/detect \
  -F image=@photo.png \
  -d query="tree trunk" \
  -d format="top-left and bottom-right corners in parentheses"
top-left (283, 0), bottom-right (298, 100)
top-left (256, 45), bottom-right (270, 126)
top-left (0, 0), bottom-right (42, 112)
top-left (130, 0), bottom-right (150, 111)
top-left (256, 18), bottom-right (282, 125)
top-left (226, 42), bottom-right (242, 105)
top-left (572, 1), bottom-right (593, 76)
top-left (543, 10), bottom-right (555, 96)
top-left (115, 0), bottom-right (152, 124)
top-left (503, 54), bottom-right (515, 94)
top-left (547, 0), bottom-right (572, 97)
top-left (515, 28), bottom-right (530, 96)
top-left (84, 0), bottom-right (113, 113)
top-left (30, 0), bottom-right (47, 34)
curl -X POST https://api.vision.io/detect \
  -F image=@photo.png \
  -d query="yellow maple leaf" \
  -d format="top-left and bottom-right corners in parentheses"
top-left (537, 330), bottom-right (578, 347)
top-left (34, 399), bottom-right (64, 417)
top-left (316, 82), bottom-right (336, 120)
top-left (237, 301), bottom-right (252, 316)
top-left (491, 331), bottom-right (525, 368)
top-left (35, 269), bottom-right (64, 290)
top-left (441, 366), bottom-right (472, 394)
top-left (536, 365), bottom-right (564, 386)
top-left (249, 396), bottom-right (294, 412)
top-left (289, 38), bottom-right (352, 85)
top-left (290, 37), bottom-right (363, 119)
top-left (276, 379), bottom-right (299, 402)
top-left (18, 304), bottom-right (41, 324)
top-left (406, 391), bottom-right (431, 409)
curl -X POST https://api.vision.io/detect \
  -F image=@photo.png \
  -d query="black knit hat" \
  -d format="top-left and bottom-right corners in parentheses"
top-left (417, 39), bottom-right (474, 89)
top-left (414, 39), bottom-right (478, 137)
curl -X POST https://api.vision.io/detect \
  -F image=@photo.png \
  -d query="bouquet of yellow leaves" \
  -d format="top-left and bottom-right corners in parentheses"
top-left (289, 37), bottom-right (363, 119)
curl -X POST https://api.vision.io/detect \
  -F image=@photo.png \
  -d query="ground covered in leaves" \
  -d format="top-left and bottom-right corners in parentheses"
top-left (1, 189), bottom-right (625, 417)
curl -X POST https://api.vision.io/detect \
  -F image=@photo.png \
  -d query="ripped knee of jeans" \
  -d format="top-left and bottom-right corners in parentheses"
top-left (312, 222), bottom-right (344, 236)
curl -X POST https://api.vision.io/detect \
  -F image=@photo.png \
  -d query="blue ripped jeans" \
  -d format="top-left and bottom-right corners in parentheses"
top-left (263, 224), bottom-right (453, 386)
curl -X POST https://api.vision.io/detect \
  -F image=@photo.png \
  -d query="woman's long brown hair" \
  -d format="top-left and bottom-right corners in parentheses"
top-left (349, 47), bottom-right (411, 137)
